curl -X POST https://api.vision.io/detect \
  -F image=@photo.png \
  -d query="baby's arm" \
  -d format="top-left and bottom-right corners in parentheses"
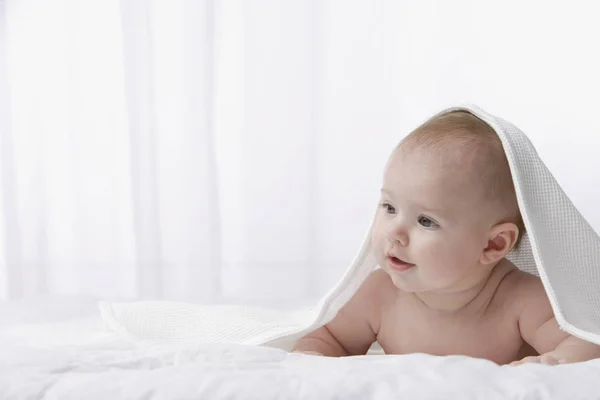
top-left (292, 269), bottom-right (386, 357)
top-left (513, 275), bottom-right (600, 365)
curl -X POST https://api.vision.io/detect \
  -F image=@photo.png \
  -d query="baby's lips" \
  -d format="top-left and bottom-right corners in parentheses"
top-left (388, 255), bottom-right (414, 265)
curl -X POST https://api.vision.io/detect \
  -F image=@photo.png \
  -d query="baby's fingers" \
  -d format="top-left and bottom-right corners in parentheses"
top-left (510, 354), bottom-right (560, 366)
top-left (539, 354), bottom-right (559, 365)
top-left (510, 356), bottom-right (541, 365)
top-left (292, 350), bottom-right (323, 356)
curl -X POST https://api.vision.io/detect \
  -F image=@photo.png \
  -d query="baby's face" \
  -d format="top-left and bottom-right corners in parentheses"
top-left (371, 146), bottom-right (494, 293)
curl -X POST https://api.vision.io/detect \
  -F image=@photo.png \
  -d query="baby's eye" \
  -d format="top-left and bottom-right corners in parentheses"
top-left (380, 203), bottom-right (396, 215)
top-left (417, 215), bottom-right (439, 228)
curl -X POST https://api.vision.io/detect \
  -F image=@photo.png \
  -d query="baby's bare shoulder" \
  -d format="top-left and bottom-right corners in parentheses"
top-left (330, 269), bottom-right (394, 338)
top-left (354, 269), bottom-right (396, 304)
top-left (499, 268), bottom-right (550, 314)
top-left (500, 266), bottom-right (570, 353)
top-left (512, 271), bottom-right (546, 298)
top-left (350, 269), bottom-right (398, 315)
top-left (365, 268), bottom-right (395, 288)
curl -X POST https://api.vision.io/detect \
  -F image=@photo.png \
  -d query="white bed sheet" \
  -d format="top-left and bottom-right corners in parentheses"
top-left (1, 297), bottom-right (600, 400)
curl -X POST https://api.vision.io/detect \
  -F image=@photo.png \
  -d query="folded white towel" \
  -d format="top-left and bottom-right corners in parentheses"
top-left (99, 104), bottom-right (600, 350)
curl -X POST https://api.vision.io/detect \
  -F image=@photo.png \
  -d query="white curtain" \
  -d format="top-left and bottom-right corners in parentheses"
top-left (1, 0), bottom-right (599, 306)
top-left (0, 0), bottom-right (364, 307)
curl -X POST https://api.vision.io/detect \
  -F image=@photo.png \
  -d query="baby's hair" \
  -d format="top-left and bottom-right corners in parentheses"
top-left (398, 110), bottom-right (525, 249)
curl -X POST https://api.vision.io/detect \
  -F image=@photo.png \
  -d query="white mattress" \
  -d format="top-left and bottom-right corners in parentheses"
top-left (1, 297), bottom-right (600, 399)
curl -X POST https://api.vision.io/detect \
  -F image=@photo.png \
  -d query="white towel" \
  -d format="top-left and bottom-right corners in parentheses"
top-left (99, 104), bottom-right (600, 350)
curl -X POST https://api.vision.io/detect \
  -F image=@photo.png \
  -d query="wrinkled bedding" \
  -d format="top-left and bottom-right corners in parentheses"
top-left (1, 297), bottom-right (600, 400)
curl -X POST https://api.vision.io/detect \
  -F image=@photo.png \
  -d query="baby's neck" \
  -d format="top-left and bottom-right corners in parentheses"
top-left (412, 259), bottom-right (513, 314)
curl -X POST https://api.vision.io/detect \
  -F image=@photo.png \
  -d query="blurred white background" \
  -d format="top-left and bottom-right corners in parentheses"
top-left (0, 0), bottom-right (598, 307)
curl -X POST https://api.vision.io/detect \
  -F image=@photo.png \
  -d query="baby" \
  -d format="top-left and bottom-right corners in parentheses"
top-left (293, 111), bottom-right (600, 365)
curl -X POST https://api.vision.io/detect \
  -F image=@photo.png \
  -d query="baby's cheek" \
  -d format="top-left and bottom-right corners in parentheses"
top-left (421, 244), bottom-right (466, 278)
top-left (369, 230), bottom-right (386, 259)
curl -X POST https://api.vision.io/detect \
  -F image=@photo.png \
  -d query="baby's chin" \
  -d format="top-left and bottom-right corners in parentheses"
top-left (383, 266), bottom-right (455, 293)
top-left (383, 266), bottom-right (426, 292)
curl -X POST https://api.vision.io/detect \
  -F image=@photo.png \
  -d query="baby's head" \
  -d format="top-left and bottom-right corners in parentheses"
top-left (371, 110), bottom-right (524, 293)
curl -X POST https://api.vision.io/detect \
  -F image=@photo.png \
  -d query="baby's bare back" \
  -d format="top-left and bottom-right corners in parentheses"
top-left (374, 262), bottom-right (537, 364)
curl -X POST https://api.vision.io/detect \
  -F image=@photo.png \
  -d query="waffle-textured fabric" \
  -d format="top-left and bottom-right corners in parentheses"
top-left (99, 104), bottom-right (600, 350)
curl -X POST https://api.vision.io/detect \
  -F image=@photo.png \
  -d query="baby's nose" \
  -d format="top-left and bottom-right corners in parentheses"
top-left (388, 226), bottom-right (409, 246)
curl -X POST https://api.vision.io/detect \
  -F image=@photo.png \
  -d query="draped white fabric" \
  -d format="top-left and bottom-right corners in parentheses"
top-left (1, 0), bottom-right (599, 306)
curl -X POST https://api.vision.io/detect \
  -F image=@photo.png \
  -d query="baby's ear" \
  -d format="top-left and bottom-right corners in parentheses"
top-left (480, 222), bottom-right (519, 265)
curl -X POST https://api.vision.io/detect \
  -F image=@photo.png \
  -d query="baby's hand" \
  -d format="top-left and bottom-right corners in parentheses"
top-left (510, 353), bottom-right (562, 366)
top-left (292, 350), bottom-right (324, 356)
top-left (511, 336), bottom-right (600, 366)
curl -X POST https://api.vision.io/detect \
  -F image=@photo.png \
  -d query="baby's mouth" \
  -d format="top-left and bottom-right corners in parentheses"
top-left (387, 256), bottom-right (416, 272)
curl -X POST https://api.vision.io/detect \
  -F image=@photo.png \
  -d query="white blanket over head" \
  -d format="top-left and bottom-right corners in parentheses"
top-left (99, 104), bottom-right (600, 350)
